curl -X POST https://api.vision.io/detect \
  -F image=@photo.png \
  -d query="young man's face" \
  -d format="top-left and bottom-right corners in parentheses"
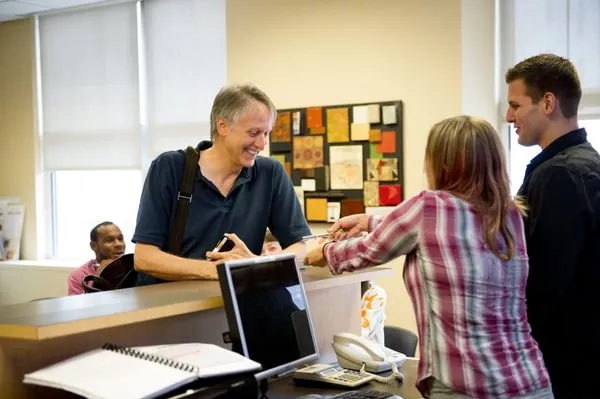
top-left (91, 224), bottom-right (125, 262)
top-left (220, 101), bottom-right (273, 168)
top-left (506, 78), bottom-right (548, 147)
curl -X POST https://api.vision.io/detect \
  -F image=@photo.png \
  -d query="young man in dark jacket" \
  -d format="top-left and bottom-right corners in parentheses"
top-left (506, 53), bottom-right (600, 399)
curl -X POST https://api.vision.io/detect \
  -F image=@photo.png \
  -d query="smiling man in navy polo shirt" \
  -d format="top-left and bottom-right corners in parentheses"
top-left (132, 83), bottom-right (310, 285)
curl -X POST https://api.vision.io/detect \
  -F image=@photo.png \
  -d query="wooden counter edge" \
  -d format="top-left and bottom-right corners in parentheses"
top-left (0, 296), bottom-right (224, 340)
top-left (0, 267), bottom-right (394, 341)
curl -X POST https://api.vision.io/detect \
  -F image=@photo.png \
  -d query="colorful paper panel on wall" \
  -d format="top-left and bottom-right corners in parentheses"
top-left (327, 107), bottom-right (350, 143)
top-left (307, 107), bottom-right (323, 131)
top-left (329, 145), bottom-right (364, 190)
top-left (293, 136), bottom-right (324, 169)
top-left (269, 100), bottom-right (404, 223)
top-left (272, 111), bottom-right (291, 143)
top-left (366, 158), bottom-right (398, 181)
top-left (306, 198), bottom-right (328, 222)
top-left (379, 184), bottom-right (402, 206)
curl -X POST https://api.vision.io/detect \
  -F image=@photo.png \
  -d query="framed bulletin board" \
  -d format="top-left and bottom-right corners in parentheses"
top-left (269, 101), bottom-right (404, 223)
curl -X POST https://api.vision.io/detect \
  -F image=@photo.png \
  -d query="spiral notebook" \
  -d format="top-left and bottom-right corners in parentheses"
top-left (23, 343), bottom-right (261, 399)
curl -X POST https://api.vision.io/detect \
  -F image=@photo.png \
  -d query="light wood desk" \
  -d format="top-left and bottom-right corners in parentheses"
top-left (0, 266), bottom-right (393, 398)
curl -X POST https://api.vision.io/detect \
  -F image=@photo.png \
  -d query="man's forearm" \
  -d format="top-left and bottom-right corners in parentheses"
top-left (281, 241), bottom-right (307, 258)
top-left (148, 264), bottom-right (211, 281)
top-left (135, 244), bottom-right (216, 280)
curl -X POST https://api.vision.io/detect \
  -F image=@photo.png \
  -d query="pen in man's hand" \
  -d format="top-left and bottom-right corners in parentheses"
top-left (302, 233), bottom-right (332, 241)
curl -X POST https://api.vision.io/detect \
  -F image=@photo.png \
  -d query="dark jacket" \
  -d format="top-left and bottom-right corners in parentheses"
top-left (518, 128), bottom-right (600, 397)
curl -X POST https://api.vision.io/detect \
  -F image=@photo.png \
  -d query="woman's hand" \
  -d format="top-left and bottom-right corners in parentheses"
top-left (206, 233), bottom-right (256, 263)
top-left (328, 214), bottom-right (369, 240)
top-left (304, 243), bottom-right (329, 267)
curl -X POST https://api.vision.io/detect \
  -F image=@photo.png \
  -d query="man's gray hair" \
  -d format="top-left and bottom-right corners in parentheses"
top-left (210, 83), bottom-right (277, 140)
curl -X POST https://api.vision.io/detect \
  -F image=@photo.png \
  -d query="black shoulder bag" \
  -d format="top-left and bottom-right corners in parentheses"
top-left (167, 145), bottom-right (200, 255)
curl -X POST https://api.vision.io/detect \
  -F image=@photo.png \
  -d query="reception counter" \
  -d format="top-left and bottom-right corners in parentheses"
top-left (0, 266), bottom-right (394, 398)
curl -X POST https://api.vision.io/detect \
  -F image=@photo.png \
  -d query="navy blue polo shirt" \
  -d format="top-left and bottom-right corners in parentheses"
top-left (132, 141), bottom-right (310, 286)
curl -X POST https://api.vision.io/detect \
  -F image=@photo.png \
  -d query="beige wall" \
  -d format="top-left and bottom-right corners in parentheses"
top-left (228, 0), bottom-right (462, 198)
top-left (228, 0), bottom-right (464, 334)
top-left (0, 19), bottom-right (38, 260)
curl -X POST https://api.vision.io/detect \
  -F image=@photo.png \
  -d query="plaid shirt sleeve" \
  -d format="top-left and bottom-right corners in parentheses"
top-left (325, 192), bottom-right (425, 275)
top-left (368, 214), bottom-right (384, 232)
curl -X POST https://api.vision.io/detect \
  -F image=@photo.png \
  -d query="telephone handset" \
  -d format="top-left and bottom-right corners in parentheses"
top-left (332, 332), bottom-right (406, 381)
top-left (332, 333), bottom-right (387, 364)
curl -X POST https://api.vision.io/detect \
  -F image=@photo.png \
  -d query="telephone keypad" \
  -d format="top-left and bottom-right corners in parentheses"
top-left (293, 363), bottom-right (376, 389)
top-left (335, 371), bottom-right (364, 382)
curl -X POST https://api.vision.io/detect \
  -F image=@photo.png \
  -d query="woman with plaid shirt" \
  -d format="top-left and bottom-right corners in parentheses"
top-left (305, 116), bottom-right (552, 399)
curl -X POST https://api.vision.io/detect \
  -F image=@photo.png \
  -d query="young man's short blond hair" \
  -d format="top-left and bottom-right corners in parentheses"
top-left (264, 229), bottom-right (278, 243)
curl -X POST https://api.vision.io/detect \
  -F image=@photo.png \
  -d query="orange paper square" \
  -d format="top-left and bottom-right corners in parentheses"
top-left (369, 129), bottom-right (382, 142)
top-left (376, 131), bottom-right (396, 153)
top-left (307, 107), bottom-right (323, 129)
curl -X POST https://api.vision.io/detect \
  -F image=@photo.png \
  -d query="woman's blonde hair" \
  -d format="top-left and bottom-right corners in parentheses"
top-left (425, 115), bottom-right (525, 260)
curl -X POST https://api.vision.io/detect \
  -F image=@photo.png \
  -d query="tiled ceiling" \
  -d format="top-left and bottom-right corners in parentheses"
top-left (0, 0), bottom-right (111, 22)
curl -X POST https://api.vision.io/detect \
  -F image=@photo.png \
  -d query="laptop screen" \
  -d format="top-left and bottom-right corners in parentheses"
top-left (218, 253), bottom-right (319, 380)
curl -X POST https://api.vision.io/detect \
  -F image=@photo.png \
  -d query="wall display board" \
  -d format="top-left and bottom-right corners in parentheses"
top-left (269, 101), bottom-right (404, 222)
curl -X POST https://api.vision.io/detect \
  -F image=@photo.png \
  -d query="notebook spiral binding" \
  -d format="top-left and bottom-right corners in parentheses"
top-left (102, 343), bottom-right (200, 374)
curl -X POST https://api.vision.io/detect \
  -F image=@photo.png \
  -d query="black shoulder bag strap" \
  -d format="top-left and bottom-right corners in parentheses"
top-left (167, 146), bottom-right (200, 255)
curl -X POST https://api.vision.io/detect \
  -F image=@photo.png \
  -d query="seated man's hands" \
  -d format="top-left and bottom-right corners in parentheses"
top-left (328, 214), bottom-right (369, 240)
top-left (205, 233), bottom-right (257, 264)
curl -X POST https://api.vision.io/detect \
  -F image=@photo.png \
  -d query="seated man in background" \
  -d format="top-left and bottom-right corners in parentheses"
top-left (67, 221), bottom-right (126, 295)
top-left (261, 229), bottom-right (282, 256)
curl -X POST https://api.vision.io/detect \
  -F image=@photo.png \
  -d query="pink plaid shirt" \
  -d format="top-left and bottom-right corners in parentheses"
top-left (325, 190), bottom-right (551, 398)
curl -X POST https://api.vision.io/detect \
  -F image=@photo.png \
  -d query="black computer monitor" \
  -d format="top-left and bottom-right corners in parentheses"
top-left (217, 253), bottom-right (319, 381)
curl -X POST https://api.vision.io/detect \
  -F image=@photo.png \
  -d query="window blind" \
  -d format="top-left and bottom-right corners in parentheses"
top-left (39, 2), bottom-right (141, 170)
top-left (143, 0), bottom-right (227, 159)
top-left (503, 0), bottom-right (600, 116)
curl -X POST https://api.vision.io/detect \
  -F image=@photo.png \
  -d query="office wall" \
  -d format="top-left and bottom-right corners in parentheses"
top-left (228, 0), bottom-right (464, 334)
top-left (228, 0), bottom-right (463, 198)
top-left (0, 19), bottom-right (38, 260)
